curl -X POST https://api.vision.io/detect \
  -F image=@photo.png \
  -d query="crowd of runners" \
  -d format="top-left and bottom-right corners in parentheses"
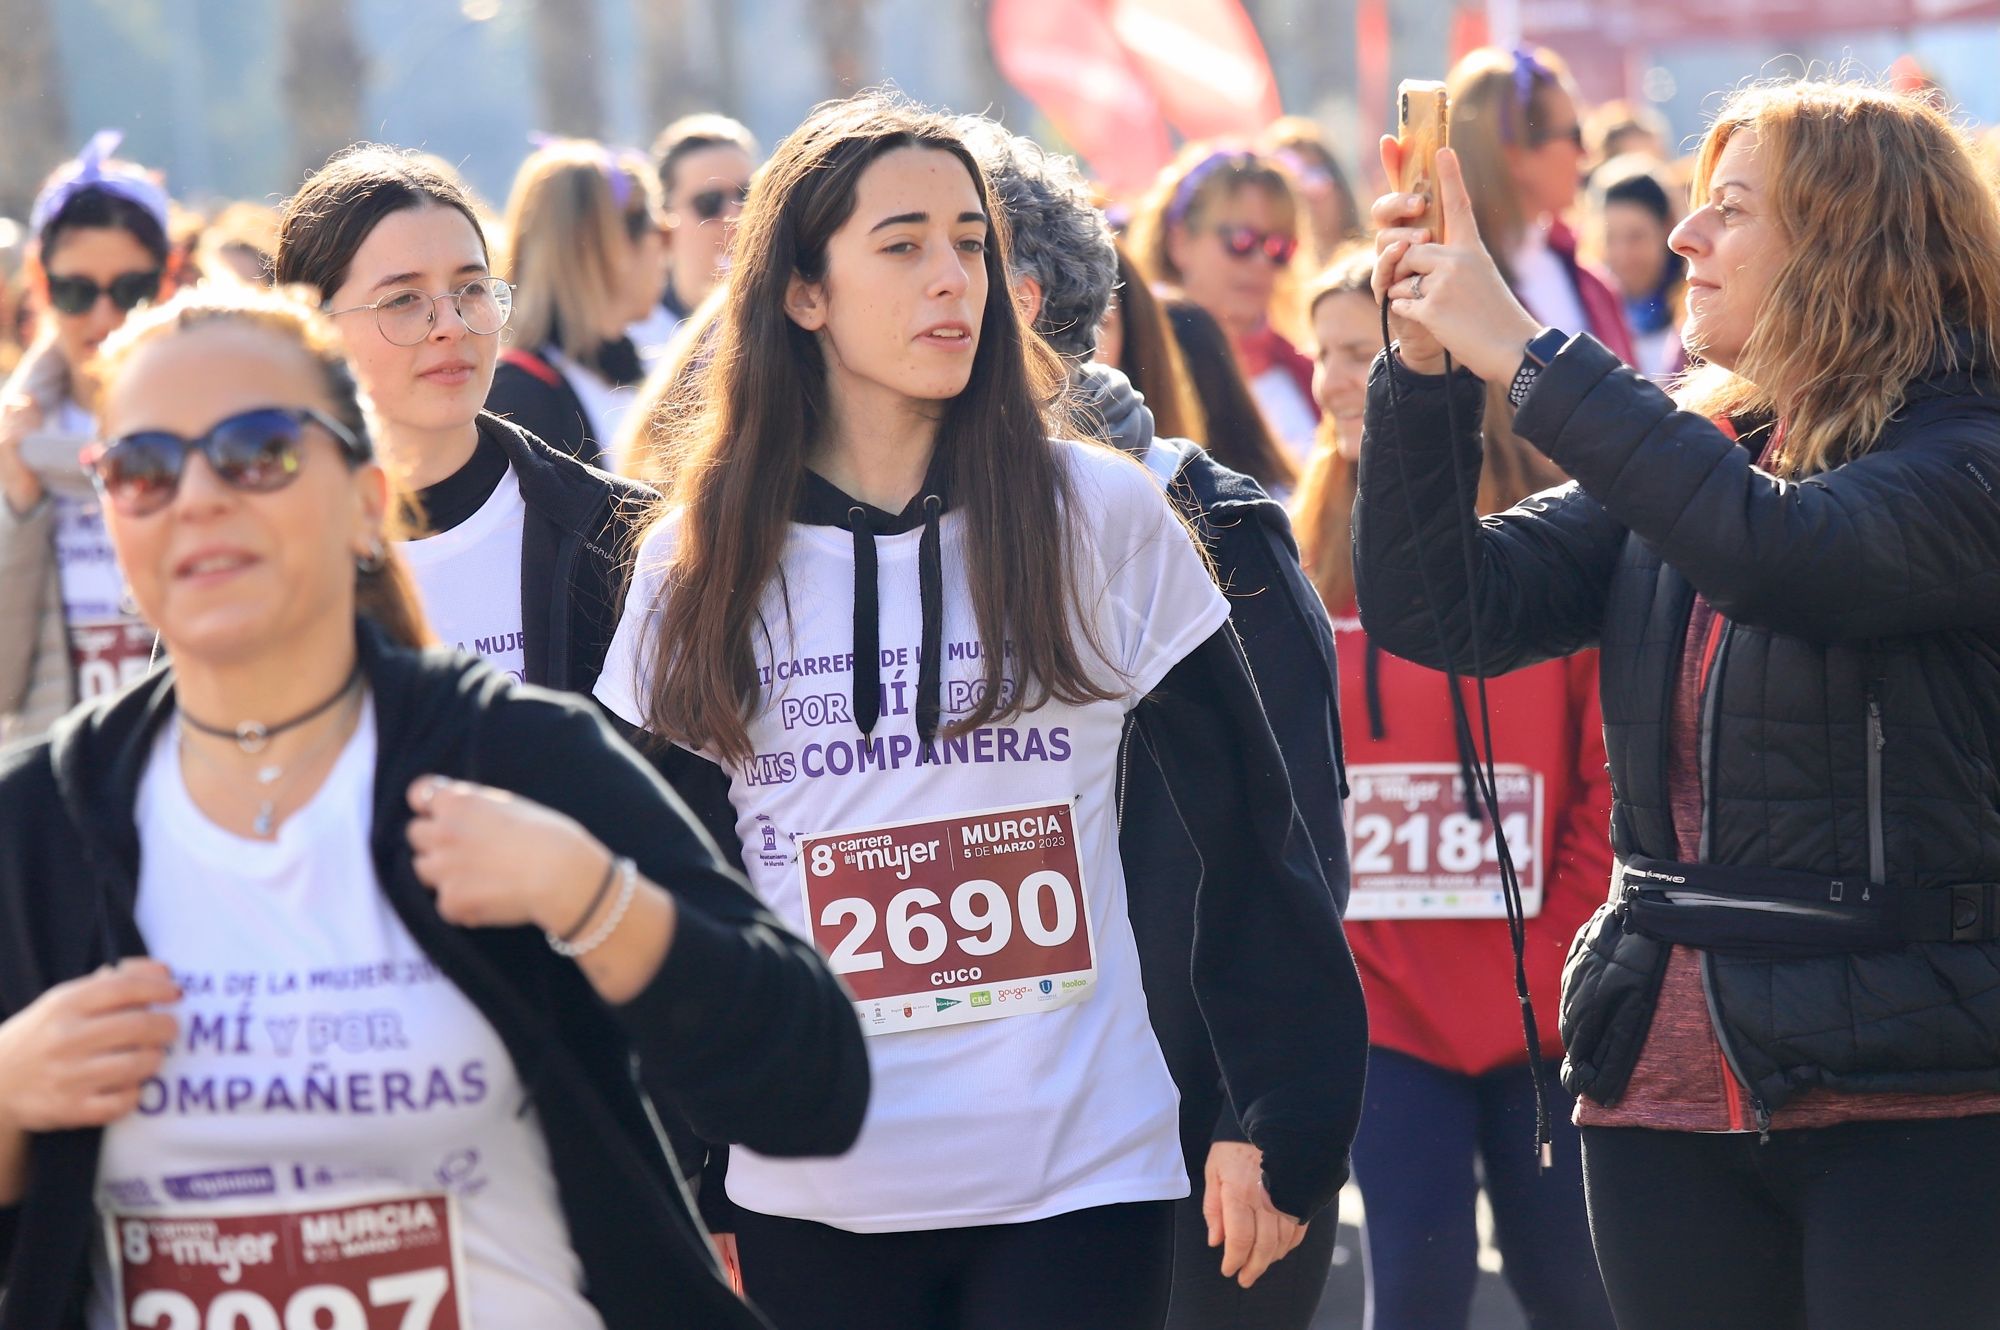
top-left (1, 38), bottom-right (1998, 1330)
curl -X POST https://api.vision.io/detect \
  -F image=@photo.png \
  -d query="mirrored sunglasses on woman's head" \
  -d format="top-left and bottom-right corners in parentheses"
top-left (325, 276), bottom-right (512, 347)
top-left (84, 406), bottom-right (368, 517)
top-left (1214, 225), bottom-right (1298, 266)
top-left (46, 269), bottom-right (163, 315)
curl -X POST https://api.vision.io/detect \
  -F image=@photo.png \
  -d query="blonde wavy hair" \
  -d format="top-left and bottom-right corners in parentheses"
top-left (1676, 80), bottom-right (2000, 477)
top-left (1447, 46), bottom-right (1579, 282)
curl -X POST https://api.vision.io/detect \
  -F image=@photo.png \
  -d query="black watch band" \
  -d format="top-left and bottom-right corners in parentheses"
top-left (1508, 327), bottom-right (1568, 409)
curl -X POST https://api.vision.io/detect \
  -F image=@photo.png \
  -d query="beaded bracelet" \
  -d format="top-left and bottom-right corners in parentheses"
top-left (548, 856), bottom-right (638, 959)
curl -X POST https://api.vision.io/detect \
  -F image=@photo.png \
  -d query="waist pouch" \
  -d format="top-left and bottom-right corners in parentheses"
top-left (1615, 856), bottom-right (2000, 958)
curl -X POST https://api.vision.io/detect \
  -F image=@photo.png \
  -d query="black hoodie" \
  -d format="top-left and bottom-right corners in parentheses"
top-left (465, 411), bottom-right (654, 696)
top-left (1075, 363), bottom-right (1364, 1199)
top-left (0, 623), bottom-right (869, 1329)
top-left (652, 412), bottom-right (1366, 1224)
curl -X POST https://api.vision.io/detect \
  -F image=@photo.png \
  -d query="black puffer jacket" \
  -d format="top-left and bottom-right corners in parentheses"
top-left (1354, 335), bottom-right (2000, 1120)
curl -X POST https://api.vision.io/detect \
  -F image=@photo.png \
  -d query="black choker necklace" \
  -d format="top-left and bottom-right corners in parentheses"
top-left (181, 662), bottom-right (364, 754)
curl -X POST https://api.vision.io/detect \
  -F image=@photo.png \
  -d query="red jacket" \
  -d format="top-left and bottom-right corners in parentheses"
top-left (1333, 604), bottom-right (1612, 1075)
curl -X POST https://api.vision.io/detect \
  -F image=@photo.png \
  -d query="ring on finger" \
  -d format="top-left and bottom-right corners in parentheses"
top-left (1410, 273), bottom-right (1424, 299)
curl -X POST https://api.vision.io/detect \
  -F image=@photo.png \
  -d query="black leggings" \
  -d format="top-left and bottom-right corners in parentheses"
top-left (733, 1200), bottom-right (1175, 1330)
top-left (1581, 1115), bottom-right (2000, 1330)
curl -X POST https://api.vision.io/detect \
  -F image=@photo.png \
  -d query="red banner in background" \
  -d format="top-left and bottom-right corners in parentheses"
top-left (1107, 0), bottom-right (1281, 139)
top-left (989, 0), bottom-right (1174, 194)
top-left (990, 0), bottom-right (1281, 194)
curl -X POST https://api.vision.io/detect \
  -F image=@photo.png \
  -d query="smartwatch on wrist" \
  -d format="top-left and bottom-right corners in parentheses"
top-left (1508, 327), bottom-right (1568, 409)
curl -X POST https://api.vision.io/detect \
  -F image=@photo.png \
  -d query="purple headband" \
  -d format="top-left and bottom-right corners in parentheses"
top-left (528, 133), bottom-right (635, 211)
top-left (1165, 148), bottom-right (1258, 225)
top-left (1503, 48), bottom-right (1552, 145)
top-left (29, 130), bottom-right (172, 241)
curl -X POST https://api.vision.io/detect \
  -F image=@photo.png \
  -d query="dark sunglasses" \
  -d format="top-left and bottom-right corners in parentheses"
top-left (47, 269), bottom-right (163, 316)
top-left (1529, 123), bottom-right (1587, 151)
top-left (84, 407), bottom-right (366, 516)
top-left (1215, 226), bottom-right (1298, 266)
top-left (686, 183), bottom-right (750, 222)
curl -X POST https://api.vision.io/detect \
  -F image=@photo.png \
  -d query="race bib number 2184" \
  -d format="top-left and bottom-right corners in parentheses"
top-left (800, 802), bottom-right (1098, 1036)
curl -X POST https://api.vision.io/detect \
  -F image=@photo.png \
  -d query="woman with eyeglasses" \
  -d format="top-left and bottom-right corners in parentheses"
top-left (0, 283), bottom-right (865, 1330)
top-left (1126, 144), bottom-right (1318, 468)
top-left (276, 145), bottom-right (652, 697)
top-left (487, 141), bottom-right (669, 472)
top-left (0, 133), bottom-right (174, 743)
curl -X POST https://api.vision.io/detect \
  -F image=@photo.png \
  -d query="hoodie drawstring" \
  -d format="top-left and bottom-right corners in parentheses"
top-left (916, 494), bottom-right (944, 744)
top-left (848, 506), bottom-right (882, 735)
top-left (847, 495), bottom-right (946, 744)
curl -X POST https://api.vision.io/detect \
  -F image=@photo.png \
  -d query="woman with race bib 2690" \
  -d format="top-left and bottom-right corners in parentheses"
top-left (594, 92), bottom-right (1366, 1330)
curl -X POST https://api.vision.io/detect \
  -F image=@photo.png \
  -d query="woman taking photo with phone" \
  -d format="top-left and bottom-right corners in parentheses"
top-left (1292, 246), bottom-right (1615, 1330)
top-left (0, 284), bottom-right (866, 1330)
top-left (1363, 80), bottom-right (2000, 1329)
top-left (277, 146), bottom-right (651, 696)
top-left (595, 92), bottom-right (1365, 1330)
top-left (1, 132), bottom-right (174, 742)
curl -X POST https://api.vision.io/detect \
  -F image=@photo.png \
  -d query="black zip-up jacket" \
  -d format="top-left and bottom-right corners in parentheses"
top-left (0, 622), bottom-right (868, 1329)
top-left (651, 420), bottom-right (1366, 1223)
top-left (1354, 335), bottom-right (2000, 1119)
top-left (476, 411), bottom-right (652, 695)
top-left (1077, 365), bottom-right (1362, 1192)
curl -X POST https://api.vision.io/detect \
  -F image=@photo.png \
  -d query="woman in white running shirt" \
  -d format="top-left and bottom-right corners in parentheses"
top-left (596, 92), bottom-right (1364, 1330)
top-left (0, 284), bottom-right (865, 1330)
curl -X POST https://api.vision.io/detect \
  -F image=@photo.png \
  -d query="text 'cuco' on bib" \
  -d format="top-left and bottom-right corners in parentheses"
top-left (800, 801), bottom-right (1097, 1035)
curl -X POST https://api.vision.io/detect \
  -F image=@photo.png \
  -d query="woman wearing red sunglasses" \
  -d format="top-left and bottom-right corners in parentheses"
top-left (1127, 144), bottom-right (1318, 471)
top-left (0, 132), bottom-right (175, 744)
top-left (0, 283), bottom-right (865, 1330)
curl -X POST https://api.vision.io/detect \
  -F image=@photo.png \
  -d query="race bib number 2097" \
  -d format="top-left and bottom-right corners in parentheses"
top-left (109, 1194), bottom-right (466, 1330)
top-left (800, 802), bottom-right (1098, 1036)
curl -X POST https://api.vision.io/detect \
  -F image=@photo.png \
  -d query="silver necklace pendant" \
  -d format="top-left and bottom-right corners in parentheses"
top-left (235, 722), bottom-right (270, 754)
top-left (254, 800), bottom-right (277, 838)
top-left (255, 764), bottom-right (283, 786)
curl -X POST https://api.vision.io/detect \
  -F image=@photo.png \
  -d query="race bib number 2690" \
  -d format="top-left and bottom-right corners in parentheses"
top-left (800, 802), bottom-right (1097, 1036)
top-left (109, 1194), bottom-right (466, 1330)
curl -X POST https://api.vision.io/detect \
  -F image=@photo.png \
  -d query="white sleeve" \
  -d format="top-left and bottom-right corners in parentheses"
top-left (1075, 445), bottom-right (1230, 703)
top-left (593, 520), bottom-right (676, 729)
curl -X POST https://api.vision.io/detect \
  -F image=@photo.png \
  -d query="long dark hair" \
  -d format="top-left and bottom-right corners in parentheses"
top-left (1109, 242), bottom-right (1204, 444)
top-left (276, 145), bottom-right (491, 300)
top-left (1163, 297), bottom-right (1298, 493)
top-left (643, 92), bottom-right (1113, 764)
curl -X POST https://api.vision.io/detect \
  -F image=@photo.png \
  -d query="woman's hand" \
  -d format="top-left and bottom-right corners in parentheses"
top-left (1375, 147), bottom-right (1544, 385)
top-left (406, 776), bottom-right (611, 936)
top-left (1372, 137), bottom-right (1448, 375)
top-left (0, 394), bottom-right (47, 516)
top-left (0, 959), bottom-right (180, 1134)
top-left (1203, 1140), bottom-right (1306, 1289)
